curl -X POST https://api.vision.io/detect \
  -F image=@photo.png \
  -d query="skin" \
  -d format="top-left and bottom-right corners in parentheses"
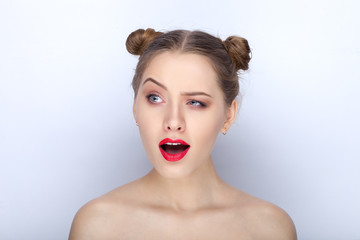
top-left (69, 51), bottom-right (297, 240)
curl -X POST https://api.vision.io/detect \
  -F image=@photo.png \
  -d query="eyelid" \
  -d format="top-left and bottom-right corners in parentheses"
top-left (187, 99), bottom-right (207, 107)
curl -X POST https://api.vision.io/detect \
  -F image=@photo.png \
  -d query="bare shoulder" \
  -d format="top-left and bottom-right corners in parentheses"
top-left (68, 197), bottom-right (110, 240)
top-left (232, 190), bottom-right (297, 240)
top-left (68, 181), bottom-right (140, 240)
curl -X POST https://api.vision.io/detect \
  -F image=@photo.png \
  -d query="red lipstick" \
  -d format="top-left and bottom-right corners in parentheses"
top-left (159, 138), bottom-right (190, 162)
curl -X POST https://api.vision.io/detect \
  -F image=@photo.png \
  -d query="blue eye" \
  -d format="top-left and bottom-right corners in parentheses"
top-left (188, 100), bottom-right (206, 107)
top-left (147, 94), bottom-right (163, 103)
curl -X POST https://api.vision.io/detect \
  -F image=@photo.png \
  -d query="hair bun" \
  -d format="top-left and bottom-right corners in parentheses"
top-left (223, 36), bottom-right (251, 71)
top-left (126, 28), bottom-right (163, 56)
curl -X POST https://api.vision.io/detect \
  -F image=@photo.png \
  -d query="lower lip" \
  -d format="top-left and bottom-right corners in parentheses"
top-left (159, 147), bottom-right (190, 162)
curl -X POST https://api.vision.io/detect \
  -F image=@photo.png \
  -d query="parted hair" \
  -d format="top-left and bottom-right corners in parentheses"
top-left (126, 28), bottom-right (251, 106)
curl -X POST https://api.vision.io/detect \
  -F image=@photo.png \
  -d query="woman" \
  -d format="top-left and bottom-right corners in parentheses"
top-left (69, 28), bottom-right (297, 239)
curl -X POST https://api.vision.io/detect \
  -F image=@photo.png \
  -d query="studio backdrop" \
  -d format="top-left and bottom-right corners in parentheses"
top-left (0, 0), bottom-right (359, 239)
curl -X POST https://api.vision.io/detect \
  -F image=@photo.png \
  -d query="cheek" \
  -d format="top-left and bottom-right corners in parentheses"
top-left (188, 105), bottom-right (225, 131)
top-left (136, 98), bottom-right (161, 126)
top-left (136, 104), bottom-right (162, 147)
top-left (191, 116), bottom-right (221, 136)
top-left (186, 109), bottom-right (225, 148)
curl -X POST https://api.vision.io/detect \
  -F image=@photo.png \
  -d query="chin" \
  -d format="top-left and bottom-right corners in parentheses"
top-left (150, 155), bottom-right (208, 180)
top-left (150, 161), bottom-right (190, 179)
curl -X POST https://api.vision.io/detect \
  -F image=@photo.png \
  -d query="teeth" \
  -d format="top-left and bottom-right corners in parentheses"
top-left (165, 142), bottom-right (181, 146)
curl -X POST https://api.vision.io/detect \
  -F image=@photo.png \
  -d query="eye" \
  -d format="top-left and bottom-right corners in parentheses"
top-left (188, 100), bottom-right (206, 107)
top-left (146, 94), bottom-right (163, 103)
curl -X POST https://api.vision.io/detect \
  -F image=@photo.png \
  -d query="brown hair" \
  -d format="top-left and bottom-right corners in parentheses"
top-left (126, 28), bottom-right (251, 106)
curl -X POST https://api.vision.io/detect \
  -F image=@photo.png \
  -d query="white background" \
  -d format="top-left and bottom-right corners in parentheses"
top-left (0, 0), bottom-right (359, 239)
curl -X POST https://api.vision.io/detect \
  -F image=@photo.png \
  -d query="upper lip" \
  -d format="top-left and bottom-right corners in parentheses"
top-left (159, 138), bottom-right (190, 146)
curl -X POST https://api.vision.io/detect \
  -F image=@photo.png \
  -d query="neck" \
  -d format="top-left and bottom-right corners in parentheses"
top-left (142, 158), bottom-right (226, 212)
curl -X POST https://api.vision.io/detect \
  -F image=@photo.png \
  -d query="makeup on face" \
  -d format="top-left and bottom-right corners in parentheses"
top-left (159, 138), bottom-right (190, 162)
top-left (141, 77), bottom-right (212, 109)
top-left (134, 52), bottom-right (229, 177)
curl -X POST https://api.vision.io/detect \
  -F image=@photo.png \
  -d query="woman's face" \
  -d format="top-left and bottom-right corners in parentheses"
top-left (133, 51), bottom-right (236, 179)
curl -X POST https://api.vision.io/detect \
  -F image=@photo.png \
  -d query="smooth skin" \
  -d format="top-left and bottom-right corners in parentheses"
top-left (69, 52), bottom-right (297, 240)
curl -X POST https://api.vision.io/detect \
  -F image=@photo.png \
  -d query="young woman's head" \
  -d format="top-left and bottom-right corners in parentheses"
top-left (126, 28), bottom-right (251, 178)
top-left (126, 28), bottom-right (251, 106)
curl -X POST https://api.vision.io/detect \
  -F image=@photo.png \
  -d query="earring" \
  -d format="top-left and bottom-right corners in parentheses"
top-left (222, 131), bottom-right (227, 135)
top-left (136, 121), bottom-right (139, 126)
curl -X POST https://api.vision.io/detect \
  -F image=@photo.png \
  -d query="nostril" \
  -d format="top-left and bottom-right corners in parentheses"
top-left (166, 124), bottom-right (183, 131)
top-left (167, 126), bottom-right (182, 131)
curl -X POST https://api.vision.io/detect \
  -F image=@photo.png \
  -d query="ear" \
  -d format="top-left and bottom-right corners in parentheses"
top-left (221, 99), bottom-right (237, 134)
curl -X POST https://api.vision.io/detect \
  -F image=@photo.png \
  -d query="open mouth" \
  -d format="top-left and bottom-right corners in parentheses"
top-left (160, 143), bottom-right (190, 154)
top-left (159, 138), bottom-right (190, 161)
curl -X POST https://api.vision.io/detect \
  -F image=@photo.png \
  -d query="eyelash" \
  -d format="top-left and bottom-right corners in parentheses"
top-left (146, 94), bottom-right (207, 108)
top-left (188, 100), bottom-right (206, 107)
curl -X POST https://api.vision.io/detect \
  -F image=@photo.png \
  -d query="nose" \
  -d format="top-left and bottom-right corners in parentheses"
top-left (163, 103), bottom-right (185, 132)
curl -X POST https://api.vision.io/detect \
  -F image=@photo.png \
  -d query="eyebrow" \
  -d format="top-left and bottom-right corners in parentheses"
top-left (180, 91), bottom-right (212, 98)
top-left (142, 77), bottom-right (212, 98)
top-left (142, 78), bottom-right (167, 90)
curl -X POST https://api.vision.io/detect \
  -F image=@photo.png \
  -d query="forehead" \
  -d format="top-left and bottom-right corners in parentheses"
top-left (141, 51), bottom-right (220, 91)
